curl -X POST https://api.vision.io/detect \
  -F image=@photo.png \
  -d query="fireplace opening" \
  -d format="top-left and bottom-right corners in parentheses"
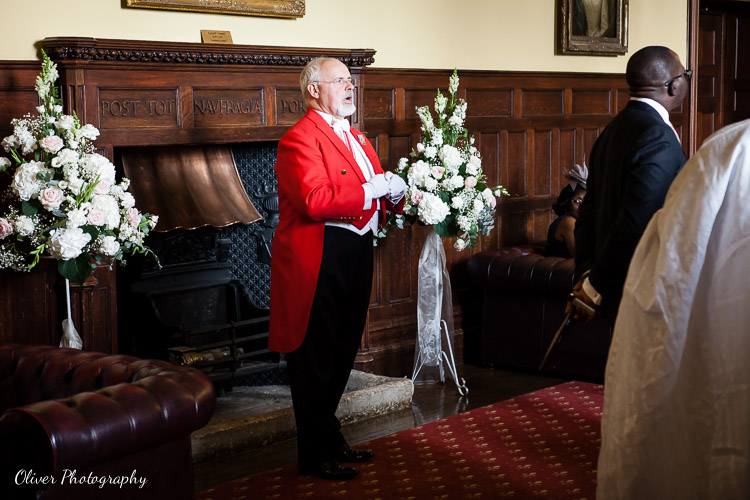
top-left (115, 142), bottom-right (284, 393)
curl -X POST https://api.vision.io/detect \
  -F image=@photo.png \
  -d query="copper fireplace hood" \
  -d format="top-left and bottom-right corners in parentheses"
top-left (120, 145), bottom-right (262, 232)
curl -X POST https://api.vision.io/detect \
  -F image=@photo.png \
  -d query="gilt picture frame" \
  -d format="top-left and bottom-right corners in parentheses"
top-left (557, 0), bottom-right (628, 55)
top-left (126, 0), bottom-right (305, 19)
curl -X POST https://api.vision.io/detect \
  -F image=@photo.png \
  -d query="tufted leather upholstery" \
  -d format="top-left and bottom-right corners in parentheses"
top-left (0, 342), bottom-right (216, 499)
top-left (468, 247), bottom-right (612, 379)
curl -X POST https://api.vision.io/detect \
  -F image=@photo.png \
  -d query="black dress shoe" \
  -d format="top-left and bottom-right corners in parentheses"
top-left (335, 444), bottom-right (375, 463)
top-left (299, 460), bottom-right (359, 480)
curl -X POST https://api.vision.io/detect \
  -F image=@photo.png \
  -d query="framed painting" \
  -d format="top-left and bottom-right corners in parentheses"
top-left (557, 0), bottom-right (628, 55)
top-left (125, 0), bottom-right (305, 19)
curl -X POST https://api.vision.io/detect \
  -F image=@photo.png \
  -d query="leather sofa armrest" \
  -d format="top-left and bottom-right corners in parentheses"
top-left (0, 364), bottom-right (215, 477)
top-left (468, 248), bottom-right (575, 294)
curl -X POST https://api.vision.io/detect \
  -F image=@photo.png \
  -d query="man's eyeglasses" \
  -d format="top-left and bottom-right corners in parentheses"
top-left (313, 77), bottom-right (355, 87)
top-left (664, 70), bottom-right (693, 88)
top-left (572, 199), bottom-right (584, 204)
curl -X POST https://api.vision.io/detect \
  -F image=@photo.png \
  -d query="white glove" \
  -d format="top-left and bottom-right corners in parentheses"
top-left (384, 171), bottom-right (407, 202)
top-left (362, 173), bottom-right (389, 200)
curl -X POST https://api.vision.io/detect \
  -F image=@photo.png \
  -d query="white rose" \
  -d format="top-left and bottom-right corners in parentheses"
top-left (416, 143), bottom-right (425, 153)
top-left (15, 216), bottom-right (35, 236)
top-left (439, 145), bottom-right (463, 170)
top-left (90, 194), bottom-right (120, 229)
top-left (451, 196), bottom-right (464, 210)
top-left (417, 192), bottom-right (450, 225)
top-left (98, 235), bottom-right (120, 256)
top-left (47, 227), bottom-right (91, 260)
top-left (119, 192), bottom-right (135, 209)
top-left (424, 177), bottom-right (438, 192)
top-left (454, 238), bottom-right (467, 251)
top-left (51, 148), bottom-right (79, 168)
top-left (424, 146), bottom-right (437, 159)
top-left (66, 208), bottom-right (88, 228)
top-left (446, 176), bottom-right (464, 190)
top-left (407, 160), bottom-right (431, 188)
top-left (473, 199), bottom-right (484, 215)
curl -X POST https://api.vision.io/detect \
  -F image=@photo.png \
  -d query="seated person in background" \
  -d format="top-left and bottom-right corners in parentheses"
top-left (547, 164), bottom-right (587, 258)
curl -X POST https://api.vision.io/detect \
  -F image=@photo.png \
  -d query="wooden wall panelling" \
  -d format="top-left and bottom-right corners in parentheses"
top-left (362, 69), bottom-right (632, 375)
top-left (2, 44), bottom-right (659, 375)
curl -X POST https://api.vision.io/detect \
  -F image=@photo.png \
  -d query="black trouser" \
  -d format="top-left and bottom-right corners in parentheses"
top-left (285, 226), bottom-right (373, 467)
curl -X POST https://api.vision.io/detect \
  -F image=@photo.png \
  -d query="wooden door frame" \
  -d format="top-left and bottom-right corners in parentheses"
top-left (688, 0), bottom-right (700, 156)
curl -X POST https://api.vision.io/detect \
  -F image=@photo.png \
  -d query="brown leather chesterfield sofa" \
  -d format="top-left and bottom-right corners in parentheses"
top-left (468, 247), bottom-right (612, 379)
top-left (0, 342), bottom-right (216, 499)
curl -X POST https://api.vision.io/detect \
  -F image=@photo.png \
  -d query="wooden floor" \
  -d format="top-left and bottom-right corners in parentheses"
top-left (193, 363), bottom-right (572, 492)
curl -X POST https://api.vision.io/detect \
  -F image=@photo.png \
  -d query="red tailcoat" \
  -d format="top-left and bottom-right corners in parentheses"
top-left (269, 110), bottom-right (403, 353)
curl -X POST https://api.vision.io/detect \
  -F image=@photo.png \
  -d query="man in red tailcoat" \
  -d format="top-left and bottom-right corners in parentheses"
top-left (269, 57), bottom-right (405, 480)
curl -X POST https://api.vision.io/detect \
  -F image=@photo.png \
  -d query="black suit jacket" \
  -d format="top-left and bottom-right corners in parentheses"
top-left (575, 100), bottom-right (687, 321)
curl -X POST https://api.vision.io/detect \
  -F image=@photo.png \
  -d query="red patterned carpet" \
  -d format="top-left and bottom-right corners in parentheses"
top-left (197, 381), bottom-right (603, 499)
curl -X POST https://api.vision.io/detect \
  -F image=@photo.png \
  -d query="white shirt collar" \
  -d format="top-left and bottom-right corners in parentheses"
top-left (314, 109), bottom-right (335, 126)
top-left (630, 97), bottom-right (671, 126)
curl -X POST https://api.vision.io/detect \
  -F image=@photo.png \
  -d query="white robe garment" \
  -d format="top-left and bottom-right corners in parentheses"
top-left (597, 119), bottom-right (750, 500)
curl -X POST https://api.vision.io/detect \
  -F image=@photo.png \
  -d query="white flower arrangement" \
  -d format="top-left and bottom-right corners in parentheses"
top-left (383, 70), bottom-right (508, 250)
top-left (0, 51), bottom-right (158, 283)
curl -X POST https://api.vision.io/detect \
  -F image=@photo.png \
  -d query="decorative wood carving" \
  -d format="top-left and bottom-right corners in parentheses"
top-left (43, 38), bottom-right (374, 67)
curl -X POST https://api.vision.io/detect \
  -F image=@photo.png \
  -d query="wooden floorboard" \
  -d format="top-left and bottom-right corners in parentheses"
top-left (193, 363), bottom-right (571, 492)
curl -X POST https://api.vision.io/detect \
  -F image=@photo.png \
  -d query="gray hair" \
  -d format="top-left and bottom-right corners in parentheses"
top-left (300, 57), bottom-right (338, 101)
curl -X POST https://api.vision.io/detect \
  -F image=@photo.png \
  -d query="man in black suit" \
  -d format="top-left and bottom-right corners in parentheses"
top-left (569, 46), bottom-right (689, 323)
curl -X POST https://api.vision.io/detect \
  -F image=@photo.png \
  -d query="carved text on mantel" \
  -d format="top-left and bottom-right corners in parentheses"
top-left (99, 90), bottom-right (178, 129)
top-left (193, 89), bottom-right (265, 127)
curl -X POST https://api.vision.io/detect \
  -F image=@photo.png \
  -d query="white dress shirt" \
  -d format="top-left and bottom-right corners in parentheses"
top-left (315, 110), bottom-right (379, 235)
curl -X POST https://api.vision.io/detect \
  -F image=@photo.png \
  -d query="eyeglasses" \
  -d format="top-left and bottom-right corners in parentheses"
top-left (664, 69), bottom-right (693, 88)
top-left (572, 199), bottom-right (584, 204)
top-left (313, 77), bottom-right (355, 87)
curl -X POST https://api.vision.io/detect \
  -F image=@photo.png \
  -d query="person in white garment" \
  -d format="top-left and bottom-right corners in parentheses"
top-left (597, 118), bottom-right (750, 500)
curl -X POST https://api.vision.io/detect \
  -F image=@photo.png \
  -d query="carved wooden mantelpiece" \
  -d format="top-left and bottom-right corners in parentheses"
top-left (39, 38), bottom-right (375, 159)
top-left (43, 38), bottom-right (374, 67)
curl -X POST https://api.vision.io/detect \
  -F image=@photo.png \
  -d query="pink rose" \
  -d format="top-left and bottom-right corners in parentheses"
top-left (431, 166), bottom-right (445, 178)
top-left (411, 190), bottom-right (424, 204)
top-left (127, 208), bottom-right (141, 226)
top-left (0, 218), bottom-right (12, 239)
top-left (40, 135), bottom-right (64, 154)
top-left (39, 186), bottom-right (64, 210)
top-left (93, 181), bottom-right (110, 196)
top-left (464, 176), bottom-right (477, 188)
top-left (87, 209), bottom-right (104, 226)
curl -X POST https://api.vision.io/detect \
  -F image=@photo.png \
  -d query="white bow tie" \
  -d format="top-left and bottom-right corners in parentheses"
top-left (332, 118), bottom-right (351, 134)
